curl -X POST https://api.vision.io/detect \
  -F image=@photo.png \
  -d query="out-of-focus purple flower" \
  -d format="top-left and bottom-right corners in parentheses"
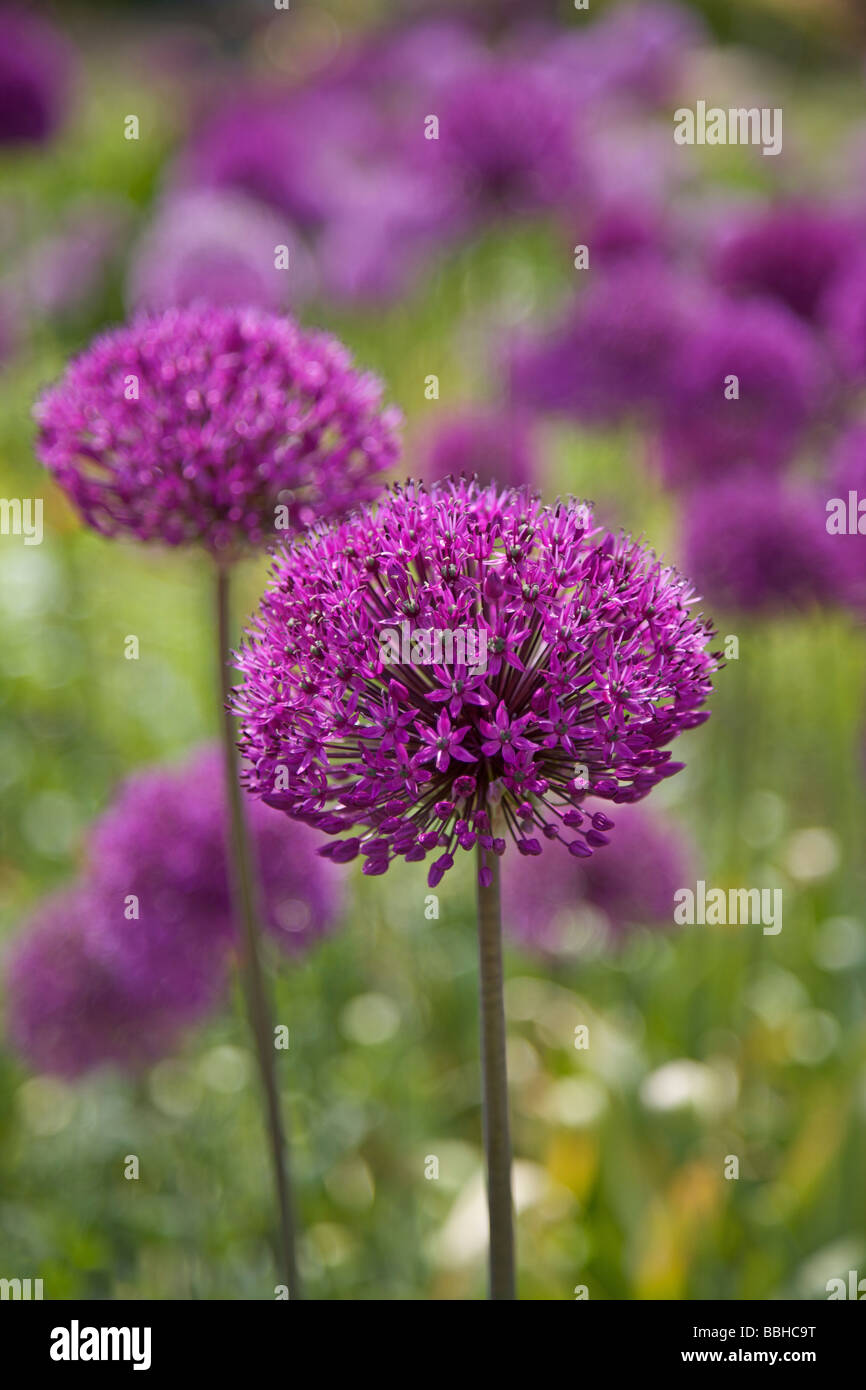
top-left (0, 4), bottom-right (74, 145)
top-left (710, 203), bottom-right (859, 322)
top-left (5, 892), bottom-right (187, 1079)
top-left (126, 190), bottom-right (315, 314)
top-left (178, 83), bottom-right (430, 234)
top-left (337, 18), bottom-right (485, 95)
top-left (681, 475), bottom-right (841, 615)
top-left (425, 58), bottom-right (581, 220)
top-left (24, 198), bottom-right (128, 322)
top-left (504, 800), bottom-right (694, 952)
top-left (85, 748), bottom-right (343, 1011)
top-left (176, 88), bottom-right (327, 229)
top-left (416, 409), bottom-right (537, 490)
top-left (34, 305), bottom-right (401, 554)
top-left (314, 164), bottom-right (451, 304)
top-left (826, 425), bottom-right (866, 611)
top-left (659, 298), bottom-right (823, 483)
top-left (822, 252), bottom-right (866, 380)
top-left (510, 263), bottom-right (700, 425)
top-left (535, 0), bottom-right (703, 110)
top-left (234, 479), bottom-right (719, 888)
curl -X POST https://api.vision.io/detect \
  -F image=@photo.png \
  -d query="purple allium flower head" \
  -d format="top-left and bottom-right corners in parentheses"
top-left (710, 203), bottom-right (858, 323)
top-left (417, 409), bottom-right (537, 490)
top-left (510, 263), bottom-right (699, 425)
top-left (822, 252), bottom-right (866, 380)
top-left (5, 892), bottom-right (187, 1079)
top-left (504, 799), bottom-right (694, 952)
top-left (33, 305), bottom-right (401, 554)
top-left (659, 297), bottom-right (823, 484)
top-left (825, 425), bottom-right (866, 611)
top-left (314, 163), bottom-right (452, 305)
top-left (0, 4), bottom-right (74, 145)
top-left (126, 190), bottom-right (315, 314)
top-left (535, 0), bottom-right (703, 110)
top-left (234, 480), bottom-right (719, 888)
top-left (681, 475), bottom-right (841, 616)
top-left (176, 88), bottom-right (328, 230)
top-left (426, 58), bottom-right (581, 220)
top-left (24, 198), bottom-right (128, 322)
top-left (84, 748), bottom-right (343, 1011)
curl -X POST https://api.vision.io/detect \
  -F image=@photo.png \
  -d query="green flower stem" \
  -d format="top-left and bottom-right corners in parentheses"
top-left (475, 846), bottom-right (516, 1299)
top-left (215, 563), bottom-right (301, 1300)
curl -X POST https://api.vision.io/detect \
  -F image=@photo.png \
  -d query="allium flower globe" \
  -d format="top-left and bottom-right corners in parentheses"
top-left (711, 203), bottom-right (857, 323)
top-left (235, 480), bottom-right (719, 889)
top-left (0, 3), bottom-right (74, 145)
top-left (86, 748), bottom-right (343, 1011)
top-left (822, 252), bottom-right (866, 380)
top-left (659, 297), bottom-right (822, 482)
top-left (827, 425), bottom-right (866, 611)
top-left (504, 800), bottom-right (695, 952)
top-left (509, 263), bottom-right (697, 425)
top-left (126, 190), bottom-right (315, 314)
top-left (33, 305), bottom-right (401, 553)
top-left (427, 60), bottom-right (581, 219)
top-left (418, 409), bottom-right (537, 490)
top-left (682, 476), bottom-right (841, 616)
top-left (5, 892), bottom-right (187, 1079)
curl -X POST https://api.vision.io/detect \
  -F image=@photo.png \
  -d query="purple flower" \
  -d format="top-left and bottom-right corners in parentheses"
top-left (503, 800), bottom-right (695, 953)
top-left (681, 475), bottom-right (842, 616)
top-left (659, 297), bottom-right (823, 483)
top-left (175, 87), bottom-right (333, 230)
top-left (0, 4), bottom-right (74, 145)
top-left (33, 305), bottom-right (401, 554)
top-left (826, 425), bottom-right (866, 612)
top-left (426, 58), bottom-right (581, 220)
top-left (534, 1), bottom-right (703, 110)
top-left (23, 198), bottom-right (128, 322)
top-left (417, 409), bottom-right (537, 490)
top-left (822, 252), bottom-right (866, 380)
top-left (510, 262), bottom-right (700, 425)
top-left (710, 202), bottom-right (859, 323)
top-left (84, 747), bottom-right (343, 1010)
top-left (314, 163), bottom-right (452, 305)
top-left (126, 190), bottom-right (316, 314)
top-left (234, 479), bottom-right (719, 887)
top-left (5, 891), bottom-right (188, 1079)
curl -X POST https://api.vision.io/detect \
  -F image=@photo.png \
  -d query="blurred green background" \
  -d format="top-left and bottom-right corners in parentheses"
top-left (0, 0), bottom-right (865, 1300)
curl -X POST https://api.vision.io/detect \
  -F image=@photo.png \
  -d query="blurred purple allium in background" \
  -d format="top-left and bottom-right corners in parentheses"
top-left (85, 748), bottom-right (343, 1011)
top-left (23, 198), bottom-right (128, 322)
top-left (534, 0), bottom-right (703, 110)
top-left (34, 304), bottom-right (401, 553)
top-left (822, 252), bottom-right (866, 381)
top-left (504, 800), bottom-right (695, 952)
top-left (510, 263), bottom-right (698, 425)
top-left (5, 892), bottom-right (188, 1079)
top-left (5, 749), bottom-right (344, 1079)
top-left (424, 58), bottom-right (582, 222)
top-left (234, 479), bottom-right (719, 888)
top-left (658, 298), bottom-right (823, 483)
top-left (0, 3), bottom-right (74, 145)
top-left (710, 202), bottom-right (859, 323)
top-left (681, 475), bottom-right (840, 615)
top-left (826, 424), bottom-right (866, 612)
top-left (126, 190), bottom-right (315, 313)
top-left (416, 408), bottom-right (537, 490)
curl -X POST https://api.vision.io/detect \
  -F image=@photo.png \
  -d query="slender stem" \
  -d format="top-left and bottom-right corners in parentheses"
top-left (214, 564), bottom-right (302, 1300)
top-left (475, 847), bottom-right (516, 1299)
